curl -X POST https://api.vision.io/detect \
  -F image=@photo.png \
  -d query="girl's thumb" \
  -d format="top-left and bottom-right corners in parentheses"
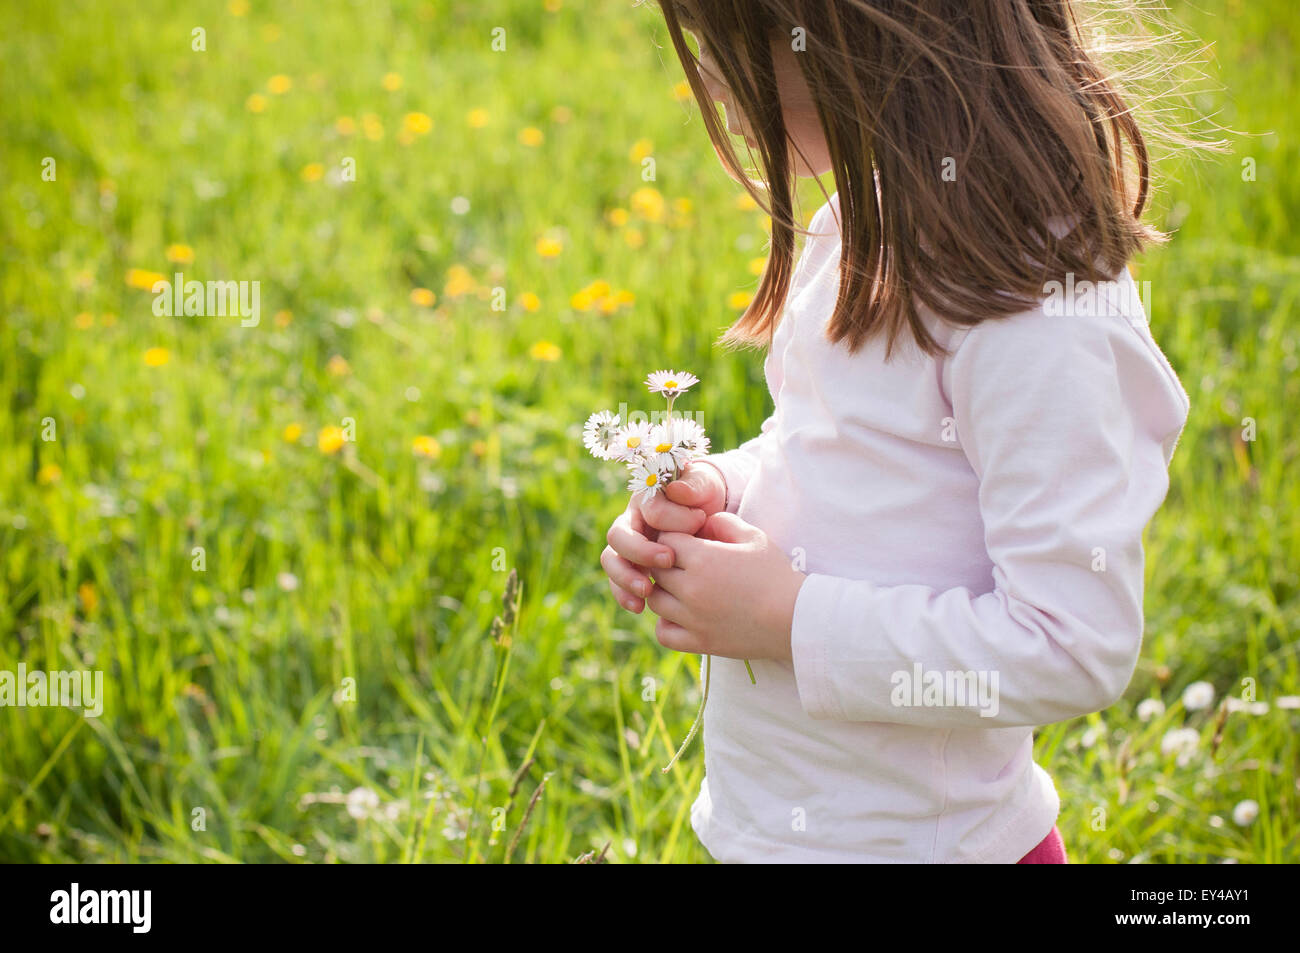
top-left (663, 471), bottom-right (705, 504)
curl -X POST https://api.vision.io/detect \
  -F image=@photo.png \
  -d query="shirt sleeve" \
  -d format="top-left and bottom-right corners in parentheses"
top-left (697, 415), bottom-right (776, 515)
top-left (788, 301), bottom-right (1191, 728)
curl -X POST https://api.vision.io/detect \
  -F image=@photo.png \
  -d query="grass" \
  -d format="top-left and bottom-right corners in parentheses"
top-left (0, 0), bottom-right (1296, 863)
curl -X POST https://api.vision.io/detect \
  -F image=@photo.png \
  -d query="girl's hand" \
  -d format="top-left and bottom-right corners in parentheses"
top-left (601, 460), bottom-right (727, 614)
top-left (650, 511), bottom-right (806, 662)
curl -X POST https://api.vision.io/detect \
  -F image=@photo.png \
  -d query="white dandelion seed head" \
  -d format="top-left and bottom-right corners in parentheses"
top-left (276, 571), bottom-right (300, 592)
top-left (1136, 698), bottom-right (1165, 722)
top-left (1182, 681), bottom-right (1215, 711)
top-left (583, 410), bottom-right (622, 460)
top-left (1231, 799), bottom-right (1259, 827)
top-left (345, 786), bottom-right (381, 820)
top-left (645, 368), bottom-right (699, 397)
top-left (1160, 727), bottom-right (1200, 766)
top-left (1225, 697), bottom-right (1269, 715)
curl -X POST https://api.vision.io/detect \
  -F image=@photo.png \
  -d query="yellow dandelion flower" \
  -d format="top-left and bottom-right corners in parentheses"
top-left (443, 265), bottom-right (476, 298)
top-left (599, 296), bottom-right (620, 314)
top-left (75, 312), bottom-right (94, 329)
top-left (587, 280), bottom-right (611, 298)
top-left (518, 126), bottom-right (544, 147)
top-left (326, 354), bottom-right (351, 376)
top-left (535, 236), bottom-right (563, 258)
top-left (144, 347), bottom-right (171, 367)
top-left (623, 228), bottom-right (644, 249)
top-left (630, 186), bottom-right (665, 222)
top-left (734, 192), bottom-right (759, 211)
top-left (246, 93), bottom-right (268, 113)
top-left (467, 108), bottom-right (490, 128)
top-left (335, 116), bottom-right (356, 136)
top-left (301, 163), bottom-right (324, 182)
top-left (629, 139), bottom-right (654, 163)
top-left (78, 581), bottom-right (99, 614)
top-left (165, 243), bottom-right (195, 264)
top-left (606, 207), bottom-right (629, 227)
top-left (728, 290), bottom-right (754, 309)
top-left (361, 113), bottom-right (384, 140)
top-left (318, 425), bottom-right (346, 454)
top-left (672, 80), bottom-right (692, 101)
top-left (382, 72), bottom-right (403, 91)
top-left (228, 0), bottom-right (249, 16)
top-left (37, 464), bottom-right (62, 486)
top-left (529, 340), bottom-right (562, 362)
top-left (410, 287), bottom-right (436, 307)
top-left (519, 292), bottom-right (541, 312)
top-left (570, 289), bottom-right (595, 311)
top-left (673, 197), bottom-right (693, 216)
top-left (125, 268), bottom-right (166, 291)
top-left (748, 256), bottom-right (767, 275)
top-left (614, 289), bottom-right (636, 306)
top-left (403, 112), bottom-right (433, 135)
top-left (275, 309), bottom-right (293, 327)
top-left (412, 435), bottom-right (442, 459)
top-left (283, 422), bottom-right (303, 443)
top-left (550, 105), bottom-right (572, 124)
top-left (267, 74), bottom-right (292, 94)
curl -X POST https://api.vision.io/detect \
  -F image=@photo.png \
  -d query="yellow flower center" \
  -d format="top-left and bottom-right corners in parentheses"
top-left (645, 473), bottom-right (658, 486)
top-left (656, 443), bottom-right (672, 453)
top-left (664, 379), bottom-right (677, 389)
top-left (626, 436), bottom-right (641, 448)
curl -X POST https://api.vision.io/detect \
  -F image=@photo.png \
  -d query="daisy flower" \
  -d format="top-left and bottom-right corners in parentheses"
top-left (627, 459), bottom-right (671, 503)
top-left (610, 420), bottom-right (654, 463)
top-left (645, 369), bottom-right (699, 398)
top-left (646, 422), bottom-right (680, 473)
top-left (582, 410), bottom-right (621, 460)
top-left (665, 416), bottom-right (710, 467)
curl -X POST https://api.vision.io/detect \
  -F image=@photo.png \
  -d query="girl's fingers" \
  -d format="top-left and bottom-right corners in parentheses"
top-left (640, 493), bottom-right (706, 534)
top-left (608, 577), bottom-right (644, 613)
top-left (655, 616), bottom-right (698, 653)
top-left (607, 514), bottom-right (675, 569)
top-left (645, 580), bottom-right (691, 626)
top-left (601, 546), bottom-right (653, 599)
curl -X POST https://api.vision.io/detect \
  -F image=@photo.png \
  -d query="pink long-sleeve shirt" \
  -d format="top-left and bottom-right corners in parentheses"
top-left (691, 192), bottom-right (1190, 863)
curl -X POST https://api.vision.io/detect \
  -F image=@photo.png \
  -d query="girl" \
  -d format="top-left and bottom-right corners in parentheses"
top-left (601, 0), bottom-right (1191, 862)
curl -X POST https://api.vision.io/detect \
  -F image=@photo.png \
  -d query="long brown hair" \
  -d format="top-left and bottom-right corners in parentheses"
top-left (653, 0), bottom-right (1187, 360)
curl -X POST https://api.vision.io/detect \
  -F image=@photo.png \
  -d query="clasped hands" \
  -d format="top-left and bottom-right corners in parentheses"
top-left (601, 460), bottom-right (805, 663)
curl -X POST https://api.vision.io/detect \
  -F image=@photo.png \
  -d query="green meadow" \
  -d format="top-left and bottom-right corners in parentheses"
top-left (0, 0), bottom-right (1296, 863)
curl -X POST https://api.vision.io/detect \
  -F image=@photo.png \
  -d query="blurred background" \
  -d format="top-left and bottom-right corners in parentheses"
top-left (0, 0), bottom-right (1296, 862)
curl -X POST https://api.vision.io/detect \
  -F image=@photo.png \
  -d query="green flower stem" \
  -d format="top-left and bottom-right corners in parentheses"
top-left (662, 654), bottom-right (711, 773)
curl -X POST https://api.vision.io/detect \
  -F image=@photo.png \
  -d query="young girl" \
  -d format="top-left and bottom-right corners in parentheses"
top-left (602, 0), bottom-right (1190, 862)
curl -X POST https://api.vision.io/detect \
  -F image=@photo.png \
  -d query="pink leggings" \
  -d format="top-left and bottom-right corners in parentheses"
top-left (1017, 825), bottom-right (1067, 864)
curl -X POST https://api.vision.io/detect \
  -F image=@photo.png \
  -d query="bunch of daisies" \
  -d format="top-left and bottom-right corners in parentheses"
top-left (582, 370), bottom-right (710, 501)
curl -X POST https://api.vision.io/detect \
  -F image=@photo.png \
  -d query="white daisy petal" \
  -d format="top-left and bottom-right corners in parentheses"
top-left (583, 410), bottom-right (622, 460)
top-left (645, 369), bottom-right (700, 397)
